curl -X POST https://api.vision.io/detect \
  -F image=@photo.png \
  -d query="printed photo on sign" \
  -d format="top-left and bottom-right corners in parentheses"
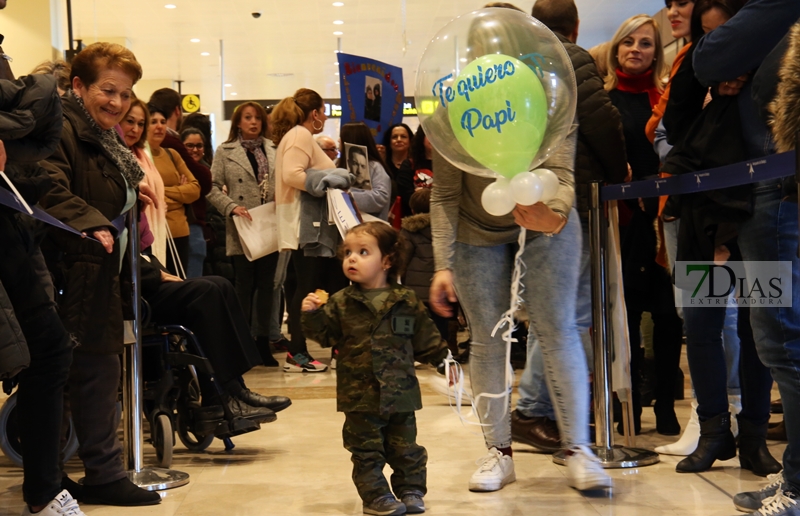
top-left (364, 76), bottom-right (382, 122)
top-left (343, 143), bottom-right (371, 190)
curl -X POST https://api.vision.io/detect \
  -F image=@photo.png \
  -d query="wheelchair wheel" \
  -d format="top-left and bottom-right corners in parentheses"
top-left (152, 413), bottom-right (174, 468)
top-left (0, 392), bottom-right (79, 468)
top-left (176, 376), bottom-right (214, 452)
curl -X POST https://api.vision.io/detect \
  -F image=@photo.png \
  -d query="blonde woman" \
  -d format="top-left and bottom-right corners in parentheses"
top-left (272, 88), bottom-right (347, 373)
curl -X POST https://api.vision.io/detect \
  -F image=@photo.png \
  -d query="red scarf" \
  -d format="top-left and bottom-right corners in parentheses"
top-left (615, 68), bottom-right (661, 108)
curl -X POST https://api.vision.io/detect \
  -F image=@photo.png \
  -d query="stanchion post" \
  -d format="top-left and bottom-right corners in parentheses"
top-left (795, 132), bottom-right (800, 259)
top-left (553, 182), bottom-right (659, 468)
top-left (124, 208), bottom-right (190, 491)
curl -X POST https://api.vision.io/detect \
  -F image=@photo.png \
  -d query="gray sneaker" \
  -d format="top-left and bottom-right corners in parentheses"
top-left (733, 472), bottom-right (786, 512)
top-left (363, 494), bottom-right (406, 516)
top-left (400, 491), bottom-right (425, 514)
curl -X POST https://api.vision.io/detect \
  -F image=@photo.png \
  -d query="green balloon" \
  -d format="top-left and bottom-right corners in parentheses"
top-left (447, 54), bottom-right (548, 179)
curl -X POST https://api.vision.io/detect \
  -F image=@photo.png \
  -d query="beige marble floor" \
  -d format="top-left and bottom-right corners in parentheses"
top-left (0, 341), bottom-right (784, 516)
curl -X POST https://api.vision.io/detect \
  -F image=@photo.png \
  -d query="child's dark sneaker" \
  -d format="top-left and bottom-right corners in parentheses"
top-left (283, 352), bottom-right (328, 373)
top-left (400, 491), bottom-right (425, 513)
top-left (363, 494), bottom-right (406, 515)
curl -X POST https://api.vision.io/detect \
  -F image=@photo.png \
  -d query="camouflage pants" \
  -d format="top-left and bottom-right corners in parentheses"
top-left (342, 411), bottom-right (427, 503)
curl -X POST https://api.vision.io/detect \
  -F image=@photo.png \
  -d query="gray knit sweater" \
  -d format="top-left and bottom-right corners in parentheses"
top-left (431, 122), bottom-right (578, 271)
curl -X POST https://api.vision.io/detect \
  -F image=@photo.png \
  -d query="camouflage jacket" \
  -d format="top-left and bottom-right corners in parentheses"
top-left (302, 283), bottom-right (448, 414)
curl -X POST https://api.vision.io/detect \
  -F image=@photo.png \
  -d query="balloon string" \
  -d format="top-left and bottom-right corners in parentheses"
top-left (445, 228), bottom-right (527, 429)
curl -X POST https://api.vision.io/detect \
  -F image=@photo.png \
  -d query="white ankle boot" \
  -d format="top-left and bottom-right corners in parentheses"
top-left (729, 394), bottom-right (742, 438)
top-left (655, 400), bottom-right (700, 456)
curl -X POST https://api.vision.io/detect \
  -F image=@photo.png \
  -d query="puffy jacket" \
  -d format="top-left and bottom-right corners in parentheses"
top-left (302, 284), bottom-right (448, 414)
top-left (400, 213), bottom-right (433, 302)
top-left (557, 33), bottom-right (628, 219)
top-left (39, 92), bottom-right (130, 355)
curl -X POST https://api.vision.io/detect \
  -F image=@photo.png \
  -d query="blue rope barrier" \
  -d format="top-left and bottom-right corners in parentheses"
top-left (601, 151), bottom-right (795, 202)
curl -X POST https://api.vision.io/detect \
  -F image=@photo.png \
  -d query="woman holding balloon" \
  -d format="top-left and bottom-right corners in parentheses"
top-left (604, 14), bottom-right (684, 437)
top-left (424, 8), bottom-right (611, 493)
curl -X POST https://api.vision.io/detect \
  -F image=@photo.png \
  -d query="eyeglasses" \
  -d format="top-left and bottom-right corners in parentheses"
top-left (185, 143), bottom-right (205, 150)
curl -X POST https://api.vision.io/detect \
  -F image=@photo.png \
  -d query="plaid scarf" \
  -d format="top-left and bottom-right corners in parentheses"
top-left (240, 135), bottom-right (273, 203)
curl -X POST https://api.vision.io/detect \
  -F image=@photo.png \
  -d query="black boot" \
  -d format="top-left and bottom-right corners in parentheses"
top-left (256, 337), bottom-right (279, 366)
top-left (738, 417), bottom-right (782, 477)
top-left (676, 412), bottom-right (736, 473)
top-left (654, 401), bottom-right (681, 436)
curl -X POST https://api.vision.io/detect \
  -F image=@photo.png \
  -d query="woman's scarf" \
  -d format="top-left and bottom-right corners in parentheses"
top-left (240, 135), bottom-right (273, 203)
top-left (615, 68), bottom-right (662, 108)
top-left (70, 90), bottom-right (145, 186)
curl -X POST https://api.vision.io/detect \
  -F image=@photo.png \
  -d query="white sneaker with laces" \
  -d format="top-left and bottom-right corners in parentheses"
top-left (21, 490), bottom-right (85, 516)
top-left (468, 447), bottom-right (516, 492)
top-left (565, 445), bottom-right (613, 491)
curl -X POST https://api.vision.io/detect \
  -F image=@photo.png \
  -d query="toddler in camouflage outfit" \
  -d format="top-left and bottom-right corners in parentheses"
top-left (302, 222), bottom-right (455, 516)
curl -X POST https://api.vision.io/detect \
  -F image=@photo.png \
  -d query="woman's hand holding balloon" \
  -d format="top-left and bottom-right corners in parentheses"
top-left (512, 203), bottom-right (565, 233)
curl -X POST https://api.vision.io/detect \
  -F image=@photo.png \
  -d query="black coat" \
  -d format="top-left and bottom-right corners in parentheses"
top-left (557, 34), bottom-right (628, 219)
top-left (40, 93), bottom-right (131, 355)
top-left (663, 44), bottom-right (751, 262)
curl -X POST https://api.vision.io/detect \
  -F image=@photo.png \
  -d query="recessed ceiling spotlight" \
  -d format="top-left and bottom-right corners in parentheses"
top-left (333, 2), bottom-right (344, 6)
top-left (333, 31), bottom-right (343, 35)
top-left (224, 83), bottom-right (232, 87)
top-left (334, 61), bottom-right (339, 65)
top-left (333, 20), bottom-right (344, 25)
top-left (231, 92), bottom-right (238, 96)
top-left (200, 52), bottom-right (210, 56)
top-left (335, 81), bottom-right (340, 84)
top-left (190, 38), bottom-right (200, 43)
top-left (165, 4), bottom-right (176, 8)
top-left (335, 72), bottom-right (339, 75)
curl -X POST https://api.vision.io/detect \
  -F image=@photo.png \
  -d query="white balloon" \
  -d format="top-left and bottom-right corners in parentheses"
top-left (481, 178), bottom-right (516, 217)
top-left (534, 168), bottom-right (559, 203)
top-left (510, 172), bottom-right (543, 206)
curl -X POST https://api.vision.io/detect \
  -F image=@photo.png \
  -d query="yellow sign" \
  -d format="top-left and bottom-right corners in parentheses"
top-left (181, 94), bottom-right (201, 113)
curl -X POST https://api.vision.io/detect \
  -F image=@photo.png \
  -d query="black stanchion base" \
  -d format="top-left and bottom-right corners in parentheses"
top-left (127, 468), bottom-right (190, 491)
top-left (552, 446), bottom-right (660, 469)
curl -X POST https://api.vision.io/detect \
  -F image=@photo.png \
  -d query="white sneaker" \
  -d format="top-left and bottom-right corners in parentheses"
top-left (468, 447), bottom-right (516, 492)
top-left (565, 445), bottom-right (613, 491)
top-left (21, 490), bottom-right (85, 516)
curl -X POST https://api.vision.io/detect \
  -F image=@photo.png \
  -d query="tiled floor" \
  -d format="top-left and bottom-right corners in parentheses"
top-left (0, 341), bottom-right (784, 516)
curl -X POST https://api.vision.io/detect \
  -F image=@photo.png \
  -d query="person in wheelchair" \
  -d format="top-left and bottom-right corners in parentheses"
top-left (139, 253), bottom-right (291, 422)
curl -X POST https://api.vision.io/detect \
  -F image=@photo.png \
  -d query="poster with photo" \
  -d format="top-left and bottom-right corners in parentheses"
top-left (343, 143), bottom-right (371, 190)
top-left (338, 53), bottom-right (404, 143)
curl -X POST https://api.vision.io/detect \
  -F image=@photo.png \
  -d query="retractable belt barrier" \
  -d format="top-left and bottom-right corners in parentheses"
top-left (601, 151), bottom-right (795, 202)
top-left (561, 150), bottom-right (800, 470)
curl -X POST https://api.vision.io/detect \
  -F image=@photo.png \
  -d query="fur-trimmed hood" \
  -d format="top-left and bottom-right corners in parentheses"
top-left (400, 213), bottom-right (430, 233)
top-left (770, 23), bottom-right (800, 153)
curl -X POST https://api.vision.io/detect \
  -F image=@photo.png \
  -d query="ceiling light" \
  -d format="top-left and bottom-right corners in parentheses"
top-left (335, 81), bottom-right (340, 84)
top-left (333, 20), bottom-right (344, 25)
top-left (164, 4), bottom-right (176, 8)
top-left (334, 61), bottom-right (339, 65)
top-left (335, 72), bottom-right (339, 75)
top-left (231, 92), bottom-right (238, 96)
top-left (333, 31), bottom-right (343, 35)
top-left (224, 83), bottom-right (232, 87)
top-left (190, 38), bottom-right (200, 43)
top-left (200, 52), bottom-right (210, 56)
top-left (333, 2), bottom-right (344, 5)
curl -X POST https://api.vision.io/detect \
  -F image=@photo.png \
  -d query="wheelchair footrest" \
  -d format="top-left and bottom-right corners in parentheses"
top-left (213, 417), bottom-right (260, 438)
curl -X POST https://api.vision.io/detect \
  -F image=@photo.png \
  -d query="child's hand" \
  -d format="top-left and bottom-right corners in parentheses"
top-left (302, 293), bottom-right (322, 312)
top-left (448, 364), bottom-right (459, 387)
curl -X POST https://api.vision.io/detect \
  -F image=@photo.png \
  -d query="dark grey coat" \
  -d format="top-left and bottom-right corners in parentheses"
top-left (400, 213), bottom-right (433, 303)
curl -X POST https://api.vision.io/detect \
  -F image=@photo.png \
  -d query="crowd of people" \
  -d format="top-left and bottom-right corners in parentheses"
top-left (0, 0), bottom-right (799, 515)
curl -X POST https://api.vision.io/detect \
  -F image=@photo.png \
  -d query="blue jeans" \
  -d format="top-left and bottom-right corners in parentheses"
top-left (453, 210), bottom-right (589, 449)
top-left (737, 183), bottom-right (800, 490)
top-left (517, 222), bottom-right (592, 420)
top-left (187, 223), bottom-right (207, 278)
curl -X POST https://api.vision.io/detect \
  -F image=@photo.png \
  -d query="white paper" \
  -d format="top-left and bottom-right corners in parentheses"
top-left (232, 202), bottom-right (278, 261)
top-left (327, 189), bottom-right (362, 238)
top-left (607, 201), bottom-right (632, 401)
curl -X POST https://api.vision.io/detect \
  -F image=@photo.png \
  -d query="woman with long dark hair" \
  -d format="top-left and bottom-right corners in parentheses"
top-left (338, 122), bottom-right (391, 220)
top-left (381, 123), bottom-right (415, 217)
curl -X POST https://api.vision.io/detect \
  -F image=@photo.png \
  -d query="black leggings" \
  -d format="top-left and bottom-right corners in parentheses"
top-left (287, 251), bottom-right (349, 356)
